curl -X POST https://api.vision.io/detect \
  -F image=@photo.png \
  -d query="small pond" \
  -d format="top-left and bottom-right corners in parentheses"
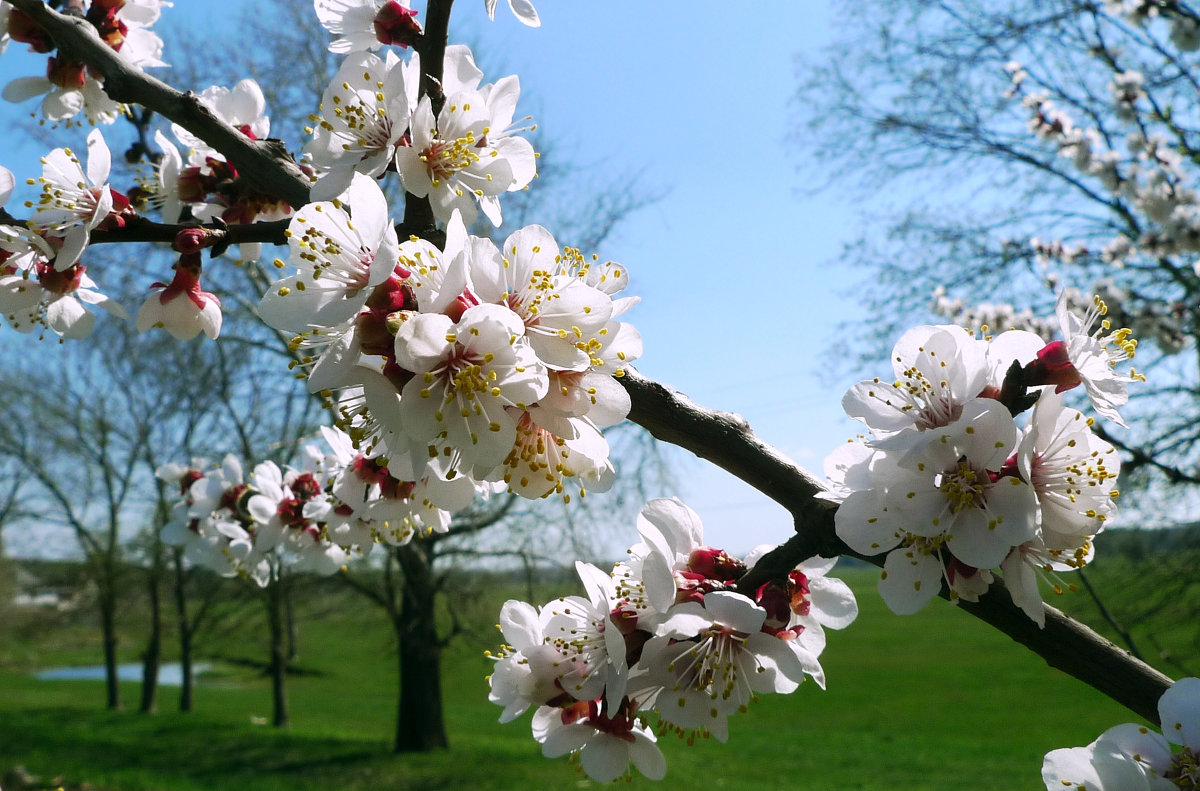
top-left (35, 662), bottom-right (211, 685)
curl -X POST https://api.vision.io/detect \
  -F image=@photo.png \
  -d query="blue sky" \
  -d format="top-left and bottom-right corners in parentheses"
top-left (451, 3), bottom-right (868, 553)
top-left (0, 2), bottom-right (869, 557)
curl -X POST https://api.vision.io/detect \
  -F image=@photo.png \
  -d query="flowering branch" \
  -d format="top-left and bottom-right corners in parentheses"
top-left (4, 2), bottom-right (1184, 780)
top-left (6, 0), bottom-right (312, 209)
top-left (84, 217), bottom-right (287, 248)
top-left (619, 366), bottom-right (1174, 723)
top-left (402, 0), bottom-right (453, 233)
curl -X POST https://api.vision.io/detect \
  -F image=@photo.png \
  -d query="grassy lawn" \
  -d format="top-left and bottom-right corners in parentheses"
top-left (0, 567), bottom-right (1157, 790)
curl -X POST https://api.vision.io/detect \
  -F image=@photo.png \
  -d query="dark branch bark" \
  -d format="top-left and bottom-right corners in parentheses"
top-left (401, 0), bottom-right (453, 235)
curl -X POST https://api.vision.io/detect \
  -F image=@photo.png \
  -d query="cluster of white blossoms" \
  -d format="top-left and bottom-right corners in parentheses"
top-left (258, 171), bottom-right (640, 502)
top-left (1042, 677), bottom-right (1200, 790)
top-left (308, 6), bottom-right (537, 226)
top-left (0, 132), bottom-right (133, 339)
top-left (0, 124), bottom-right (231, 341)
top-left (1, 0), bottom-right (169, 125)
top-left (487, 498), bottom-right (858, 782)
top-left (1104, 1), bottom-right (1200, 50)
top-left (157, 423), bottom-right (482, 583)
top-left (827, 288), bottom-right (1141, 623)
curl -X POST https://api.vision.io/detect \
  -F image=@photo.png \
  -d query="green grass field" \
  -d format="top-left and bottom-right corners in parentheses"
top-left (0, 566), bottom-right (1165, 790)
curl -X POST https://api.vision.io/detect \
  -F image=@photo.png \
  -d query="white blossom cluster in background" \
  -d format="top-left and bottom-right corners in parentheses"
top-left (1042, 677), bottom-right (1200, 790)
top-left (156, 423), bottom-right (478, 583)
top-left (486, 498), bottom-right (858, 782)
top-left (1006, 49), bottom-right (1200, 264)
top-left (826, 289), bottom-right (1142, 623)
top-left (931, 279), bottom-right (1190, 357)
top-left (1105, 1), bottom-right (1200, 50)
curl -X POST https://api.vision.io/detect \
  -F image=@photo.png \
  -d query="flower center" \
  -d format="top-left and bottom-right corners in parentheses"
top-left (1168, 746), bottom-right (1200, 790)
top-left (421, 132), bottom-right (482, 187)
top-left (449, 359), bottom-right (490, 400)
top-left (36, 262), bottom-right (84, 295)
top-left (327, 85), bottom-right (395, 154)
top-left (939, 460), bottom-right (985, 513)
top-left (46, 56), bottom-right (87, 90)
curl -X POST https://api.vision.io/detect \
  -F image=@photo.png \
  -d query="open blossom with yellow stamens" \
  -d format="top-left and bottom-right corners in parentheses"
top-left (1026, 289), bottom-right (1146, 427)
top-left (841, 325), bottom-right (988, 436)
top-left (471, 224), bottom-right (614, 371)
top-left (490, 498), bottom-right (855, 781)
top-left (304, 48), bottom-right (418, 200)
top-left (828, 293), bottom-right (1130, 625)
top-left (393, 303), bottom-right (548, 478)
top-left (1017, 392), bottom-right (1120, 546)
top-left (1042, 677), bottom-right (1200, 791)
top-left (501, 408), bottom-right (613, 500)
top-left (834, 399), bottom-right (1038, 615)
top-left (307, 424), bottom-right (473, 548)
top-left (258, 173), bottom-right (400, 333)
top-left (26, 129), bottom-right (134, 271)
top-left (638, 590), bottom-right (810, 743)
top-left (394, 44), bottom-right (536, 227)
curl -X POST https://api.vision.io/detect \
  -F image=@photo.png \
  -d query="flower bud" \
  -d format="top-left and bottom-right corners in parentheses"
top-left (8, 11), bottom-right (54, 53)
top-left (46, 57), bottom-right (86, 90)
top-left (373, 1), bottom-right (421, 48)
top-left (686, 547), bottom-right (746, 581)
top-left (1024, 340), bottom-right (1082, 393)
top-left (173, 227), bottom-right (213, 254)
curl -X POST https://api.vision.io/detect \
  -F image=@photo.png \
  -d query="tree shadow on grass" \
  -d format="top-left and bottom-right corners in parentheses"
top-left (0, 706), bottom-right (387, 787)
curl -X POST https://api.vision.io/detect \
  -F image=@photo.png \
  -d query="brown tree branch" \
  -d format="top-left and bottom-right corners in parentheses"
top-left (401, 0), bottom-right (454, 234)
top-left (88, 216), bottom-right (289, 249)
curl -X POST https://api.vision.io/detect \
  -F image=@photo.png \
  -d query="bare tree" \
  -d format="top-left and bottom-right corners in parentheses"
top-left (796, 0), bottom-right (1200, 507)
top-left (0, 339), bottom-right (162, 709)
top-left (0, 466), bottom-right (28, 604)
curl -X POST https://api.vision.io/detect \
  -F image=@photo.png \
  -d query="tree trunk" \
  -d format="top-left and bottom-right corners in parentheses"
top-left (393, 543), bottom-right (447, 752)
top-left (266, 579), bottom-right (290, 728)
top-left (285, 580), bottom-right (298, 661)
top-left (139, 545), bottom-right (163, 714)
top-left (171, 550), bottom-right (194, 712)
top-left (0, 529), bottom-right (12, 604)
top-left (99, 580), bottom-right (121, 710)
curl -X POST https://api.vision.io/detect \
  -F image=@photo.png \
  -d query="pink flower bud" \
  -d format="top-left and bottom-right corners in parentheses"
top-left (1025, 339), bottom-right (1083, 393)
top-left (686, 547), bottom-right (746, 581)
top-left (374, 2), bottom-right (421, 48)
top-left (46, 56), bottom-right (86, 90)
top-left (173, 227), bottom-right (211, 254)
